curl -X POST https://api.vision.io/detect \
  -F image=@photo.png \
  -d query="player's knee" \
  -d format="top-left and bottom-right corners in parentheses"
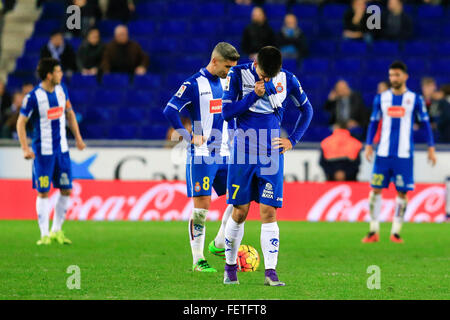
top-left (232, 205), bottom-right (248, 223)
top-left (193, 196), bottom-right (210, 210)
top-left (37, 192), bottom-right (49, 198)
top-left (60, 189), bottom-right (72, 196)
top-left (372, 188), bottom-right (382, 195)
top-left (397, 191), bottom-right (407, 199)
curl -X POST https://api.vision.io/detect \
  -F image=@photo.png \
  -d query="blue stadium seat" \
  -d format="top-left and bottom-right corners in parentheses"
top-left (166, 73), bottom-right (192, 91)
top-left (227, 4), bottom-right (253, 19)
top-left (136, 2), bottom-right (167, 19)
top-left (67, 37), bottom-right (81, 51)
top-left (360, 76), bottom-right (385, 93)
top-left (128, 20), bottom-right (156, 37)
top-left (148, 38), bottom-right (179, 54)
top-left (175, 57), bottom-right (205, 73)
top-left (334, 58), bottom-right (362, 76)
top-left (318, 21), bottom-right (343, 38)
top-left (197, 3), bottom-right (226, 17)
top-left (149, 109), bottom-right (167, 124)
top-left (301, 58), bottom-right (330, 74)
top-left (141, 125), bottom-right (167, 140)
top-left (133, 74), bottom-right (163, 90)
top-left (228, 21), bottom-right (248, 37)
top-left (299, 75), bottom-right (325, 93)
top-left (108, 125), bottom-right (138, 139)
top-left (321, 4), bottom-right (348, 21)
top-left (298, 20), bottom-right (317, 37)
top-left (167, 2), bottom-right (196, 18)
top-left (39, 2), bottom-right (64, 20)
top-left (159, 20), bottom-right (190, 36)
top-left (24, 37), bottom-right (47, 54)
top-left (93, 89), bottom-right (125, 106)
top-left (101, 73), bottom-right (130, 89)
top-left (291, 4), bottom-right (319, 20)
top-left (371, 41), bottom-right (399, 57)
top-left (70, 74), bottom-right (98, 89)
top-left (403, 57), bottom-right (429, 76)
top-left (69, 89), bottom-right (94, 107)
top-left (430, 59), bottom-right (450, 75)
top-left (82, 124), bottom-right (108, 139)
top-left (403, 41), bottom-right (432, 56)
top-left (417, 5), bottom-right (444, 20)
top-left (363, 58), bottom-right (392, 75)
top-left (263, 3), bottom-right (286, 20)
top-left (310, 40), bottom-right (337, 56)
top-left (33, 20), bottom-right (61, 36)
top-left (118, 107), bottom-right (147, 123)
top-left (339, 40), bottom-right (367, 57)
top-left (6, 73), bottom-right (36, 92)
top-left (434, 41), bottom-right (450, 56)
top-left (191, 20), bottom-right (223, 37)
top-left (283, 59), bottom-right (298, 72)
top-left (97, 20), bottom-right (122, 38)
top-left (416, 21), bottom-right (441, 40)
top-left (301, 126), bottom-right (332, 142)
top-left (125, 90), bottom-right (152, 106)
top-left (83, 108), bottom-right (115, 124)
top-left (15, 56), bottom-right (39, 72)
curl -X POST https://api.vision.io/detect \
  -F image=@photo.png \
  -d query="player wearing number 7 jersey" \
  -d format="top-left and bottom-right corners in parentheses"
top-left (362, 61), bottom-right (436, 244)
top-left (163, 43), bottom-right (240, 272)
top-left (16, 58), bottom-right (86, 246)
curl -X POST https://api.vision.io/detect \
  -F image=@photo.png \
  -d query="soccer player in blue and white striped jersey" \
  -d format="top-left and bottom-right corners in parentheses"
top-left (17, 58), bottom-right (86, 245)
top-left (362, 61), bottom-right (436, 244)
top-left (163, 42), bottom-right (240, 272)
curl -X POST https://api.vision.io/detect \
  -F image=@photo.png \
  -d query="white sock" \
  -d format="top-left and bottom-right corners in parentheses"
top-left (224, 217), bottom-right (245, 265)
top-left (51, 195), bottom-right (70, 232)
top-left (189, 208), bottom-right (208, 264)
top-left (214, 204), bottom-right (233, 248)
top-left (391, 197), bottom-right (407, 235)
top-left (36, 197), bottom-right (50, 237)
top-left (261, 222), bottom-right (279, 270)
top-left (368, 191), bottom-right (382, 233)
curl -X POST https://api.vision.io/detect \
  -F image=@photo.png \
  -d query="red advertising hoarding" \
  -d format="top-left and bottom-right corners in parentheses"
top-left (0, 180), bottom-right (445, 222)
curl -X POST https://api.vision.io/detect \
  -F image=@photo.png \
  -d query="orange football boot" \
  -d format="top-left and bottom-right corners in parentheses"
top-left (361, 232), bottom-right (379, 243)
top-left (390, 233), bottom-right (404, 243)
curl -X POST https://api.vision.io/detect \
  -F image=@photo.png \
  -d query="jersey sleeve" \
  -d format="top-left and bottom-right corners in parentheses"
top-left (61, 83), bottom-right (73, 111)
top-left (166, 80), bottom-right (195, 112)
top-left (415, 94), bottom-right (430, 122)
top-left (365, 94), bottom-right (381, 145)
top-left (287, 73), bottom-right (310, 108)
top-left (222, 67), bottom-right (241, 104)
top-left (20, 92), bottom-right (37, 118)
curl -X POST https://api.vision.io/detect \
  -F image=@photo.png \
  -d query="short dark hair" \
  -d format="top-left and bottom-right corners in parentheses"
top-left (37, 58), bottom-right (61, 80)
top-left (256, 46), bottom-right (282, 78)
top-left (389, 60), bottom-right (408, 73)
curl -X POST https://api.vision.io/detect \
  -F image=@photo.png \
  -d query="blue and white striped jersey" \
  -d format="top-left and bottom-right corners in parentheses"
top-left (20, 83), bottom-right (71, 156)
top-left (166, 67), bottom-right (230, 157)
top-left (371, 89), bottom-right (430, 158)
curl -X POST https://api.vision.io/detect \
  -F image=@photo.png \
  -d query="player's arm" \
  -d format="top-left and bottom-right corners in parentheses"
top-left (17, 93), bottom-right (35, 159)
top-left (221, 68), bottom-right (261, 122)
top-left (416, 95), bottom-right (436, 166)
top-left (364, 95), bottom-right (381, 162)
top-left (65, 100), bottom-right (86, 150)
top-left (274, 74), bottom-right (313, 154)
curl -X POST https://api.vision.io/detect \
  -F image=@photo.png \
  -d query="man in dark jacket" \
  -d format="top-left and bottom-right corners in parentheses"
top-left (40, 30), bottom-right (77, 73)
top-left (77, 27), bottom-right (104, 75)
top-left (100, 25), bottom-right (149, 75)
top-left (241, 6), bottom-right (276, 59)
top-left (379, 0), bottom-right (413, 41)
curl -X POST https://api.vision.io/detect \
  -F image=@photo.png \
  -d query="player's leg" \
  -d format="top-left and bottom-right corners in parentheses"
top-left (49, 152), bottom-right (73, 244)
top-left (223, 203), bottom-right (249, 284)
top-left (33, 155), bottom-right (54, 245)
top-left (362, 156), bottom-right (390, 243)
top-left (390, 157), bottom-right (414, 243)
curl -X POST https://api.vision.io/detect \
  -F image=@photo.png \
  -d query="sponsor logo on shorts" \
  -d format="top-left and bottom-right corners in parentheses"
top-left (194, 182), bottom-right (201, 192)
top-left (262, 183), bottom-right (274, 199)
top-left (47, 106), bottom-right (64, 120)
top-left (209, 99), bottom-right (222, 114)
top-left (60, 173), bottom-right (70, 186)
top-left (387, 106), bottom-right (405, 118)
top-left (395, 175), bottom-right (404, 187)
top-left (277, 197), bottom-right (283, 202)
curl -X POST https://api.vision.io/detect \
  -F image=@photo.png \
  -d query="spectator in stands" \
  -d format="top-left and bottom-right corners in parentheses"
top-left (379, 0), bottom-right (413, 41)
top-left (377, 80), bottom-right (389, 94)
top-left (324, 80), bottom-right (368, 130)
top-left (277, 13), bottom-right (309, 64)
top-left (65, 0), bottom-right (102, 38)
top-left (101, 25), bottom-right (149, 75)
top-left (319, 121), bottom-right (363, 181)
top-left (77, 27), bottom-right (104, 76)
top-left (343, 0), bottom-right (371, 41)
top-left (421, 77), bottom-right (441, 127)
top-left (1, 91), bottom-right (23, 138)
top-left (106, 0), bottom-right (135, 23)
top-left (241, 6), bottom-right (276, 59)
top-left (21, 82), bottom-right (34, 95)
top-left (437, 85), bottom-right (450, 142)
top-left (0, 80), bottom-right (12, 126)
top-left (40, 30), bottom-right (77, 74)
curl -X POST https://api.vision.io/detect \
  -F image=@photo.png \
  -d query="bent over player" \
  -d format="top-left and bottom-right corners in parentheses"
top-left (362, 61), bottom-right (436, 244)
top-left (163, 42), bottom-right (240, 272)
top-left (16, 58), bottom-right (86, 245)
top-left (221, 46), bottom-right (313, 285)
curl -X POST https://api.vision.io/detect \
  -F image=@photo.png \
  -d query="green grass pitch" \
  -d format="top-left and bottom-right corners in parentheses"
top-left (0, 220), bottom-right (448, 300)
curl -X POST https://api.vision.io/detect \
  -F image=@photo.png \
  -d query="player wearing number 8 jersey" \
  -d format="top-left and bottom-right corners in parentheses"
top-left (362, 61), bottom-right (436, 244)
top-left (16, 58), bottom-right (86, 246)
top-left (163, 43), bottom-right (240, 272)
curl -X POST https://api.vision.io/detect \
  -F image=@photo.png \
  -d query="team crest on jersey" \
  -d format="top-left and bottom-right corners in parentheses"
top-left (209, 99), bottom-right (222, 114)
top-left (387, 106), bottom-right (405, 118)
top-left (275, 82), bottom-right (284, 93)
top-left (47, 106), bottom-right (64, 120)
top-left (194, 182), bottom-right (201, 192)
top-left (175, 85), bottom-right (187, 98)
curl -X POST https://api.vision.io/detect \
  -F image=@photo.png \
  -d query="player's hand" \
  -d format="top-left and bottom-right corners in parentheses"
top-left (255, 80), bottom-right (265, 97)
top-left (76, 138), bottom-right (86, 150)
top-left (272, 137), bottom-right (292, 154)
top-left (427, 146), bottom-right (436, 166)
top-left (364, 145), bottom-right (374, 162)
top-left (23, 147), bottom-right (35, 160)
top-left (135, 66), bottom-right (146, 75)
top-left (191, 134), bottom-right (207, 146)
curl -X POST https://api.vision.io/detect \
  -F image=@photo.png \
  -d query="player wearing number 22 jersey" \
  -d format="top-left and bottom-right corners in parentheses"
top-left (221, 46), bottom-right (313, 286)
top-left (362, 61), bottom-right (436, 244)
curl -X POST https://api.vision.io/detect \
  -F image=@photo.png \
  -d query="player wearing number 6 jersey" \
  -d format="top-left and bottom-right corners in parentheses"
top-left (362, 61), bottom-right (436, 244)
top-left (163, 43), bottom-right (240, 272)
top-left (16, 58), bottom-right (86, 246)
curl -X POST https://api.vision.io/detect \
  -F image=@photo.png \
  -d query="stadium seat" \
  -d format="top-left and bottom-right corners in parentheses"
top-left (159, 20), bottom-right (190, 36)
top-left (228, 21), bottom-right (248, 37)
top-left (97, 20), bottom-right (122, 38)
top-left (321, 4), bottom-right (348, 21)
top-left (190, 20), bottom-right (223, 37)
top-left (14, 56), bottom-right (39, 73)
top-left (227, 4), bottom-right (253, 19)
top-left (196, 3), bottom-right (226, 17)
top-left (291, 4), bottom-right (319, 20)
top-left (67, 37), bottom-right (81, 51)
top-left (83, 108), bottom-right (115, 124)
top-left (82, 124), bottom-right (108, 139)
top-left (70, 74), bottom-right (98, 89)
top-left (118, 107), bottom-right (147, 123)
top-left (339, 40), bottom-right (367, 57)
top-left (299, 75), bottom-right (325, 93)
top-left (430, 59), bottom-right (450, 75)
top-left (363, 58), bottom-right (392, 75)
top-left (434, 40), bottom-right (450, 56)
top-left (403, 57), bottom-right (429, 76)
top-left (39, 2), bottom-right (65, 20)
top-left (133, 74), bottom-right (163, 90)
top-left (310, 40), bottom-right (337, 56)
top-left (149, 109), bottom-right (167, 124)
top-left (371, 41), bottom-right (399, 57)
top-left (283, 59), bottom-right (298, 72)
top-left (403, 41), bottom-right (432, 56)
top-left (141, 125), bottom-right (167, 140)
top-left (128, 20), bottom-right (156, 37)
top-left (416, 22), bottom-right (441, 40)
top-left (24, 37), bottom-right (47, 54)
top-left (101, 73), bottom-right (130, 89)
top-left (318, 21), bottom-right (343, 38)
top-left (417, 5), bottom-right (444, 20)
top-left (136, 2), bottom-right (167, 19)
top-left (263, 3), bottom-right (286, 20)
top-left (301, 58), bottom-right (330, 74)
top-left (167, 2), bottom-right (196, 18)
top-left (70, 89), bottom-right (94, 107)
top-left (360, 76), bottom-right (385, 93)
top-left (125, 90), bottom-right (152, 106)
top-left (334, 58), bottom-right (362, 76)
top-left (148, 38), bottom-right (179, 54)
top-left (92, 89), bottom-right (125, 106)
top-left (32, 20), bottom-right (62, 36)
top-left (108, 125), bottom-right (138, 140)
top-left (298, 20), bottom-right (317, 37)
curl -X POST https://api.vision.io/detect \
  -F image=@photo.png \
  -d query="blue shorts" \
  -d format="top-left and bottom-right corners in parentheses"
top-left (226, 152), bottom-right (284, 208)
top-left (371, 156), bottom-right (414, 192)
top-left (186, 156), bottom-right (228, 197)
top-left (32, 152), bottom-right (73, 192)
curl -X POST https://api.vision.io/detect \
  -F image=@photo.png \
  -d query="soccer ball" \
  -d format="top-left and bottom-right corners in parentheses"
top-left (236, 245), bottom-right (260, 272)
